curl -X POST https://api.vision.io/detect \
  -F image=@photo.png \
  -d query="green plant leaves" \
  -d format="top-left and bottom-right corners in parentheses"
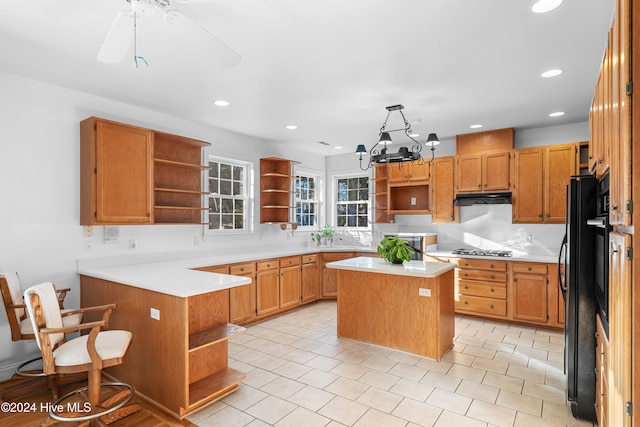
top-left (377, 236), bottom-right (414, 263)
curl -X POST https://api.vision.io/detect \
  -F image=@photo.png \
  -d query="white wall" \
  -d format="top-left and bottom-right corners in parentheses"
top-left (0, 71), bottom-right (322, 377)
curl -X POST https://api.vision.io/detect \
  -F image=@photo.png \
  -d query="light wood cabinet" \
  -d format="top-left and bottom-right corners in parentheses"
top-left (372, 164), bottom-right (391, 223)
top-left (454, 258), bottom-right (508, 319)
top-left (229, 263), bottom-right (256, 325)
top-left (455, 151), bottom-right (511, 193)
top-left (260, 157), bottom-right (293, 224)
top-left (544, 144), bottom-right (578, 223)
top-left (80, 117), bottom-right (153, 225)
top-left (389, 161), bottom-right (430, 182)
top-left (431, 156), bottom-right (458, 224)
top-left (513, 148), bottom-right (544, 223)
top-left (608, 232), bottom-right (632, 427)
top-left (80, 116), bottom-right (210, 226)
top-left (279, 256), bottom-right (301, 309)
top-left (321, 252), bottom-right (354, 297)
top-left (511, 262), bottom-right (548, 324)
top-left (80, 276), bottom-right (245, 419)
top-left (301, 254), bottom-right (319, 302)
top-left (256, 260), bottom-right (280, 315)
top-left (596, 313), bottom-right (609, 427)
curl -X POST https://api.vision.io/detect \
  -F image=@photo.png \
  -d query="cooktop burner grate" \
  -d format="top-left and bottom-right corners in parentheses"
top-left (451, 248), bottom-right (513, 257)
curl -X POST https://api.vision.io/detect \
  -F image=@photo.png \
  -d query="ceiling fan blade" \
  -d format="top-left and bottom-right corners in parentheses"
top-left (97, 11), bottom-right (135, 63)
top-left (164, 9), bottom-right (241, 67)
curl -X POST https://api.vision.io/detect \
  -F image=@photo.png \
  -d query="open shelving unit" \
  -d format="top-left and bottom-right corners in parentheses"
top-left (260, 157), bottom-right (295, 224)
top-left (153, 132), bottom-right (209, 224)
top-left (372, 164), bottom-right (391, 223)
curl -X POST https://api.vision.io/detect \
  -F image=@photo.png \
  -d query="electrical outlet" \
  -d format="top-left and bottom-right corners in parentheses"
top-left (150, 308), bottom-right (160, 320)
top-left (418, 288), bottom-right (431, 297)
top-left (411, 197), bottom-right (417, 206)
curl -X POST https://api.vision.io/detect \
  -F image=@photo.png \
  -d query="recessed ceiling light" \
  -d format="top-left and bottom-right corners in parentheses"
top-left (531, 0), bottom-right (563, 13)
top-left (213, 100), bottom-right (229, 107)
top-left (285, 125), bottom-right (298, 130)
top-left (409, 133), bottom-right (420, 138)
top-left (549, 111), bottom-right (565, 117)
top-left (334, 146), bottom-right (343, 150)
top-left (470, 124), bottom-right (483, 129)
top-left (541, 69), bottom-right (563, 78)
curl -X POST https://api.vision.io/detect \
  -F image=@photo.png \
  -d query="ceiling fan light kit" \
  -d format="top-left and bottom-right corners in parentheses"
top-left (356, 104), bottom-right (441, 171)
top-left (97, 0), bottom-right (241, 68)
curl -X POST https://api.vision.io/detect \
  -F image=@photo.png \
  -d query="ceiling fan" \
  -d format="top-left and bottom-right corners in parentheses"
top-left (97, 0), bottom-right (241, 67)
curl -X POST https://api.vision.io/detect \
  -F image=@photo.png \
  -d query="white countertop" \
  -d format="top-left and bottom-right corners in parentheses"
top-left (326, 256), bottom-right (455, 278)
top-left (424, 250), bottom-right (558, 264)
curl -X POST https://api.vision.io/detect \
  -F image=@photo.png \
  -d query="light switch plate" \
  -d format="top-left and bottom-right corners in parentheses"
top-left (418, 288), bottom-right (431, 297)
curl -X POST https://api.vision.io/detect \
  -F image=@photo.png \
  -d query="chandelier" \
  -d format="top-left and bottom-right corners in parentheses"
top-left (356, 104), bottom-right (440, 170)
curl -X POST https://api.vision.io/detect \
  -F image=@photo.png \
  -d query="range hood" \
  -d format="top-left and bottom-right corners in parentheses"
top-left (454, 192), bottom-right (512, 206)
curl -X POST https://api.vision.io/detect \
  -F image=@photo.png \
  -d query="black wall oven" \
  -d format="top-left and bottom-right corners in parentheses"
top-left (587, 173), bottom-right (610, 336)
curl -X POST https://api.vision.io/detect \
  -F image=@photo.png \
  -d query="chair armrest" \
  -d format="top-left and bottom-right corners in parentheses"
top-left (7, 302), bottom-right (26, 309)
top-left (61, 303), bottom-right (116, 317)
top-left (55, 287), bottom-right (71, 309)
top-left (40, 320), bottom-right (106, 336)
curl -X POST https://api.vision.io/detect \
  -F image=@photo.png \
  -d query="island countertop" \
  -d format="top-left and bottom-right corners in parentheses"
top-left (326, 256), bottom-right (455, 278)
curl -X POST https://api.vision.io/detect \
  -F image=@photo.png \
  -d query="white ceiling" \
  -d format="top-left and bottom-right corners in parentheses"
top-left (0, 0), bottom-right (615, 156)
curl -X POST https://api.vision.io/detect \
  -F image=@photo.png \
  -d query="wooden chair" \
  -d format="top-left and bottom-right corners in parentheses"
top-left (24, 282), bottom-right (139, 424)
top-left (0, 271), bottom-right (83, 378)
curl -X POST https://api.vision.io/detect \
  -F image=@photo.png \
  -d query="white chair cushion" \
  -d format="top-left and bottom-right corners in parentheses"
top-left (19, 310), bottom-right (83, 336)
top-left (53, 330), bottom-right (132, 367)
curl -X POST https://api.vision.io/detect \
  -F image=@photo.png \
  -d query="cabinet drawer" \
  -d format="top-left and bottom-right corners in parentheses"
top-left (456, 295), bottom-right (507, 316)
top-left (257, 259), bottom-right (279, 271)
top-left (302, 254), bottom-right (317, 264)
top-left (280, 256), bottom-right (301, 268)
top-left (455, 269), bottom-right (507, 283)
top-left (322, 252), bottom-right (355, 263)
top-left (230, 262), bottom-right (256, 275)
top-left (457, 280), bottom-right (506, 299)
top-left (195, 265), bottom-right (229, 274)
top-left (455, 258), bottom-right (507, 272)
top-left (512, 262), bottom-right (548, 275)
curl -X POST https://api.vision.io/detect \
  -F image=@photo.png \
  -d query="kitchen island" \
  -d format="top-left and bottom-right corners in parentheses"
top-left (326, 256), bottom-right (455, 360)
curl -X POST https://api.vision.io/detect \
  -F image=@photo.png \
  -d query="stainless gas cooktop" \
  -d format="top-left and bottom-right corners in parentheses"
top-left (451, 248), bottom-right (513, 257)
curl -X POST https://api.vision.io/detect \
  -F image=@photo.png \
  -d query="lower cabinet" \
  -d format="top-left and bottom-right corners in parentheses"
top-left (256, 260), bottom-right (281, 316)
top-left (454, 258), bottom-right (508, 319)
top-left (301, 254), bottom-right (319, 302)
top-left (321, 252), bottom-right (355, 297)
top-left (511, 262), bottom-right (548, 323)
top-left (229, 262), bottom-right (256, 325)
top-left (279, 256), bottom-right (302, 309)
top-left (595, 313), bottom-right (609, 427)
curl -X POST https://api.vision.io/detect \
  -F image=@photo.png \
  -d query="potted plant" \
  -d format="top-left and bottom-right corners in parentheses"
top-left (377, 236), bottom-right (415, 264)
top-left (312, 225), bottom-right (334, 246)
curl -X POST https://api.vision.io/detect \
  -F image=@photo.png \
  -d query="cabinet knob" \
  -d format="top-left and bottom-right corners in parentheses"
top-left (464, 285), bottom-right (468, 289)
top-left (490, 288), bottom-right (494, 292)
top-left (464, 301), bottom-right (468, 305)
top-left (490, 264), bottom-right (494, 268)
top-left (478, 184), bottom-right (481, 187)
top-left (490, 275), bottom-right (495, 279)
top-left (490, 305), bottom-right (494, 309)
top-left (527, 267), bottom-right (532, 271)
top-left (463, 273), bottom-right (468, 277)
top-left (611, 204), bottom-right (618, 211)
top-left (241, 267), bottom-right (245, 271)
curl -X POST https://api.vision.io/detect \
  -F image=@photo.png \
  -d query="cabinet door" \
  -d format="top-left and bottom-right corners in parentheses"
top-left (388, 163), bottom-right (409, 182)
top-left (512, 274), bottom-right (547, 323)
top-left (256, 269), bottom-right (280, 315)
top-left (229, 276), bottom-right (255, 324)
top-left (483, 151), bottom-right (511, 192)
top-left (544, 144), bottom-right (576, 223)
top-left (301, 262), bottom-right (319, 302)
top-left (321, 252), bottom-right (354, 298)
top-left (513, 148), bottom-right (544, 223)
top-left (456, 154), bottom-right (482, 192)
top-left (92, 119), bottom-right (153, 224)
top-left (409, 162), bottom-right (430, 181)
top-left (608, 232), bottom-right (632, 427)
top-left (432, 156), bottom-right (458, 224)
top-left (279, 265), bottom-right (301, 309)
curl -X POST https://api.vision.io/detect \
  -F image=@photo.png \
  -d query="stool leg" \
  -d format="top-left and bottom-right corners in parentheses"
top-left (87, 370), bottom-right (101, 410)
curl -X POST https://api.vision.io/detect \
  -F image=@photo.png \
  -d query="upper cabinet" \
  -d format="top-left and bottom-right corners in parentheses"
top-left (431, 156), bottom-right (458, 224)
top-left (259, 157), bottom-right (294, 224)
top-left (80, 117), bottom-right (209, 226)
top-left (372, 164), bottom-right (391, 224)
top-left (513, 148), bottom-right (544, 223)
top-left (455, 128), bottom-right (513, 194)
top-left (544, 144), bottom-right (578, 223)
top-left (389, 161), bottom-right (430, 183)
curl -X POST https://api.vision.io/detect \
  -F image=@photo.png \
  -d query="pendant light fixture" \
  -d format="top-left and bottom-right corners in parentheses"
top-left (355, 104), bottom-right (440, 171)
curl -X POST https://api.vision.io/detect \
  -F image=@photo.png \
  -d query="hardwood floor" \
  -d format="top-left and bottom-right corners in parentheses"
top-left (0, 373), bottom-right (196, 427)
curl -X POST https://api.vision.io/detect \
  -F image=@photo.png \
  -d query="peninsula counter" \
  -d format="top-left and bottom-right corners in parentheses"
top-left (326, 257), bottom-right (455, 360)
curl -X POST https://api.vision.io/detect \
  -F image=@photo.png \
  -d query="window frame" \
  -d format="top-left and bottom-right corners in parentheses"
top-left (205, 155), bottom-right (254, 234)
top-left (293, 168), bottom-right (323, 230)
top-left (332, 172), bottom-right (371, 230)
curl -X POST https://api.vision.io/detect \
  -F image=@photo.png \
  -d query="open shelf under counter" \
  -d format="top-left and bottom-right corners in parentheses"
top-left (189, 323), bottom-right (246, 351)
top-left (188, 367), bottom-right (246, 410)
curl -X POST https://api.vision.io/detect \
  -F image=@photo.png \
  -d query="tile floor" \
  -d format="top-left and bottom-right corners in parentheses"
top-left (187, 301), bottom-right (595, 427)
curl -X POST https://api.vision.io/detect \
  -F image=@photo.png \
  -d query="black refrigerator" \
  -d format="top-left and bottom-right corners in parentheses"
top-left (558, 175), bottom-right (597, 421)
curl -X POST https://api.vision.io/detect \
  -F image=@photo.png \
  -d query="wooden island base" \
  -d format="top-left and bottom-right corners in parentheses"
top-left (335, 264), bottom-right (455, 360)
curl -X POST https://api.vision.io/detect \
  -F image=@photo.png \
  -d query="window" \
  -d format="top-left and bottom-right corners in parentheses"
top-left (336, 176), bottom-right (369, 228)
top-left (208, 157), bottom-right (251, 231)
top-left (294, 172), bottom-right (320, 228)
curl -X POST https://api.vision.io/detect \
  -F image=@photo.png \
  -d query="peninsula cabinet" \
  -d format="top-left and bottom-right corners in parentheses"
top-left (80, 276), bottom-right (246, 419)
top-left (80, 116), bottom-right (210, 226)
top-left (455, 150), bottom-right (511, 193)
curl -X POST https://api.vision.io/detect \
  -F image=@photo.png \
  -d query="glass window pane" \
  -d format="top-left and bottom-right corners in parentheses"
top-left (222, 214), bottom-right (233, 229)
top-left (234, 200), bottom-right (244, 213)
top-left (348, 178), bottom-right (358, 190)
top-left (220, 180), bottom-right (231, 195)
top-left (233, 165), bottom-right (243, 181)
top-left (232, 181), bottom-right (241, 196)
top-left (337, 216), bottom-right (346, 227)
top-left (337, 204), bottom-right (346, 215)
top-left (347, 216), bottom-right (356, 227)
top-left (209, 214), bottom-right (220, 229)
top-left (358, 216), bottom-right (368, 227)
top-left (347, 204), bottom-right (356, 215)
top-left (358, 203), bottom-right (368, 214)
top-left (337, 179), bottom-right (348, 201)
top-left (221, 198), bottom-right (233, 213)
top-left (234, 214), bottom-right (244, 229)
top-left (359, 189), bottom-right (369, 200)
top-left (359, 177), bottom-right (369, 189)
top-left (209, 197), bottom-right (220, 213)
top-left (220, 164), bottom-right (232, 180)
top-left (209, 162), bottom-right (219, 178)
